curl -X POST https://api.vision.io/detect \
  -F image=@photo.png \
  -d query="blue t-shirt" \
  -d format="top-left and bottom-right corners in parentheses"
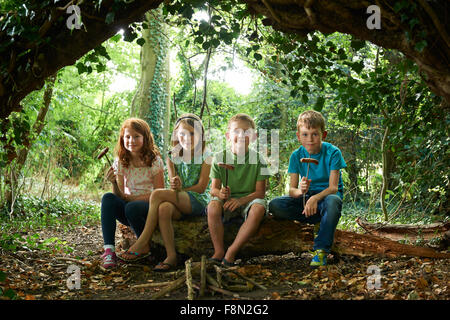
top-left (288, 142), bottom-right (347, 199)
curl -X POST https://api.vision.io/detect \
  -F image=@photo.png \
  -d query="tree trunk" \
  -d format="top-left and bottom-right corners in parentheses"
top-left (356, 217), bottom-right (450, 242)
top-left (119, 216), bottom-right (450, 260)
top-left (3, 75), bottom-right (56, 208)
top-left (130, 9), bottom-right (170, 155)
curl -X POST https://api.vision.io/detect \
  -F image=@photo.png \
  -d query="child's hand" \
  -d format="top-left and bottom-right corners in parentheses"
top-left (300, 176), bottom-right (311, 194)
top-left (223, 198), bottom-right (242, 212)
top-left (105, 167), bottom-right (116, 184)
top-left (303, 195), bottom-right (318, 217)
top-left (218, 186), bottom-right (230, 201)
top-left (170, 176), bottom-right (182, 190)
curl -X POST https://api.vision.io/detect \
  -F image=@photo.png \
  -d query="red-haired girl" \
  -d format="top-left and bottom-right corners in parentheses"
top-left (101, 118), bottom-right (164, 268)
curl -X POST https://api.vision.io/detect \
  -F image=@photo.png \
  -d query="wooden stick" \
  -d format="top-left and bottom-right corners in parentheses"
top-left (150, 262), bottom-right (202, 300)
top-left (214, 264), bottom-right (223, 288)
top-left (227, 269), bottom-right (267, 291)
top-left (54, 257), bottom-right (91, 266)
top-left (200, 255), bottom-right (206, 297)
top-left (150, 275), bottom-right (186, 300)
top-left (185, 258), bottom-right (194, 300)
top-left (206, 273), bottom-right (220, 288)
top-left (131, 281), bottom-right (172, 289)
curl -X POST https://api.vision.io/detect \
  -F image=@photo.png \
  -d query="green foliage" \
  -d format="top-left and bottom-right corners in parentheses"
top-left (0, 195), bottom-right (99, 251)
top-left (142, 11), bottom-right (170, 152)
top-left (1, 0), bottom-right (448, 241)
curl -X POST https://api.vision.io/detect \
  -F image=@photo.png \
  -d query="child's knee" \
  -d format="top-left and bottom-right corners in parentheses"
top-left (207, 200), bottom-right (223, 218)
top-left (102, 192), bottom-right (117, 204)
top-left (150, 188), bottom-right (166, 201)
top-left (247, 203), bottom-right (265, 220)
top-left (324, 195), bottom-right (342, 218)
top-left (268, 197), bottom-right (286, 213)
top-left (268, 198), bottom-right (278, 211)
top-left (325, 194), bottom-right (342, 207)
top-left (158, 202), bottom-right (174, 219)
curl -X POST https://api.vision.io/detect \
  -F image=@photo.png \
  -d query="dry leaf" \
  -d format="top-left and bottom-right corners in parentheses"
top-left (271, 292), bottom-right (281, 300)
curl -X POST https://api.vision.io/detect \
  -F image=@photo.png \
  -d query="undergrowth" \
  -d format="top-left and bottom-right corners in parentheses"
top-left (0, 195), bottom-right (99, 252)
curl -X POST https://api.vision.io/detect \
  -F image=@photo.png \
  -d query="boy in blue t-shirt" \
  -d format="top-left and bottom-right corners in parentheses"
top-left (269, 110), bottom-right (347, 266)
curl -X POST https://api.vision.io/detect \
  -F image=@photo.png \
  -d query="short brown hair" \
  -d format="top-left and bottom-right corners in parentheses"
top-left (227, 113), bottom-right (256, 129)
top-left (297, 110), bottom-right (326, 133)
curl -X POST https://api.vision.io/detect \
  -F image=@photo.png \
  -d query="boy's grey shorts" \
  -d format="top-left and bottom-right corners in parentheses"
top-left (208, 197), bottom-right (267, 223)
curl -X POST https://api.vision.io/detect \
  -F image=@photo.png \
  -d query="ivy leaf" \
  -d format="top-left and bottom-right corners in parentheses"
top-left (302, 94), bottom-right (309, 104)
top-left (254, 52), bottom-right (262, 61)
top-left (350, 40), bottom-right (365, 51)
top-left (351, 61), bottom-right (365, 73)
top-left (194, 36), bottom-right (203, 44)
top-left (136, 38), bottom-right (146, 46)
top-left (202, 41), bottom-right (211, 50)
top-left (75, 62), bottom-right (86, 74)
top-left (181, 5), bottom-right (194, 19)
top-left (315, 96), bottom-right (325, 111)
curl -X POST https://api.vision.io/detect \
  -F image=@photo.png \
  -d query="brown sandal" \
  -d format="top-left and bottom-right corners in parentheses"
top-left (153, 261), bottom-right (177, 272)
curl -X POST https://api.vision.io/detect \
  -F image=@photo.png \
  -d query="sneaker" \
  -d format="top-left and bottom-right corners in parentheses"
top-left (101, 248), bottom-right (117, 268)
top-left (310, 249), bottom-right (327, 267)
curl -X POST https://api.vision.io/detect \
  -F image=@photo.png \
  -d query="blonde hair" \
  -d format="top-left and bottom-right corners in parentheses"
top-left (115, 118), bottom-right (160, 168)
top-left (297, 110), bottom-right (326, 133)
top-left (227, 113), bottom-right (256, 130)
top-left (171, 113), bottom-right (206, 155)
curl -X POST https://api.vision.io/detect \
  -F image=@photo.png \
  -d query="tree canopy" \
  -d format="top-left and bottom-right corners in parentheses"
top-left (1, 0), bottom-right (449, 123)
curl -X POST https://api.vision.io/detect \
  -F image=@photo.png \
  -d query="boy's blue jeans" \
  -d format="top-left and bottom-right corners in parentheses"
top-left (101, 192), bottom-right (149, 246)
top-left (268, 192), bottom-right (342, 252)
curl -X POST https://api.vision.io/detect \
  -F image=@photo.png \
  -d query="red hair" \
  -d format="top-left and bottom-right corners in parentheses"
top-left (114, 118), bottom-right (160, 168)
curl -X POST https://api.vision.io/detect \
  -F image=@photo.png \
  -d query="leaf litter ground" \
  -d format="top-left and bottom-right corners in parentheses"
top-left (0, 223), bottom-right (448, 300)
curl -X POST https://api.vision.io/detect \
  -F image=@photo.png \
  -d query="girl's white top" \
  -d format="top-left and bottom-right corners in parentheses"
top-left (113, 156), bottom-right (164, 196)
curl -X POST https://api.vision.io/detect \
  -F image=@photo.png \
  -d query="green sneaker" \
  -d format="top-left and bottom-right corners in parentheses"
top-left (310, 249), bottom-right (327, 266)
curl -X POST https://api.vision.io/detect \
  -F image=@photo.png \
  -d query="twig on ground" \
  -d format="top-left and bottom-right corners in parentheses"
top-left (185, 258), bottom-right (194, 300)
top-left (227, 269), bottom-right (268, 291)
top-left (200, 255), bottom-right (207, 297)
top-left (131, 281), bottom-right (173, 289)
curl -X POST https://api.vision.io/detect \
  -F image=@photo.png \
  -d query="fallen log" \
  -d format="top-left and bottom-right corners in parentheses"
top-left (355, 217), bottom-right (450, 241)
top-left (119, 216), bottom-right (450, 260)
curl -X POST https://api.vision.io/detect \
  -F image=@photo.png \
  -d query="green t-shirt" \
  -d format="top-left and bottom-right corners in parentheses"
top-left (210, 148), bottom-right (270, 199)
top-left (173, 151), bottom-right (211, 207)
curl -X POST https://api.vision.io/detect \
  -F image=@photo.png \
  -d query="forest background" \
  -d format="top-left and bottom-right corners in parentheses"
top-left (0, 1), bottom-right (448, 295)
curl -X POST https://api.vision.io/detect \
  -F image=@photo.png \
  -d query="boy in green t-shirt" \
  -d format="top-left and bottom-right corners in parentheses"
top-left (207, 113), bottom-right (269, 266)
